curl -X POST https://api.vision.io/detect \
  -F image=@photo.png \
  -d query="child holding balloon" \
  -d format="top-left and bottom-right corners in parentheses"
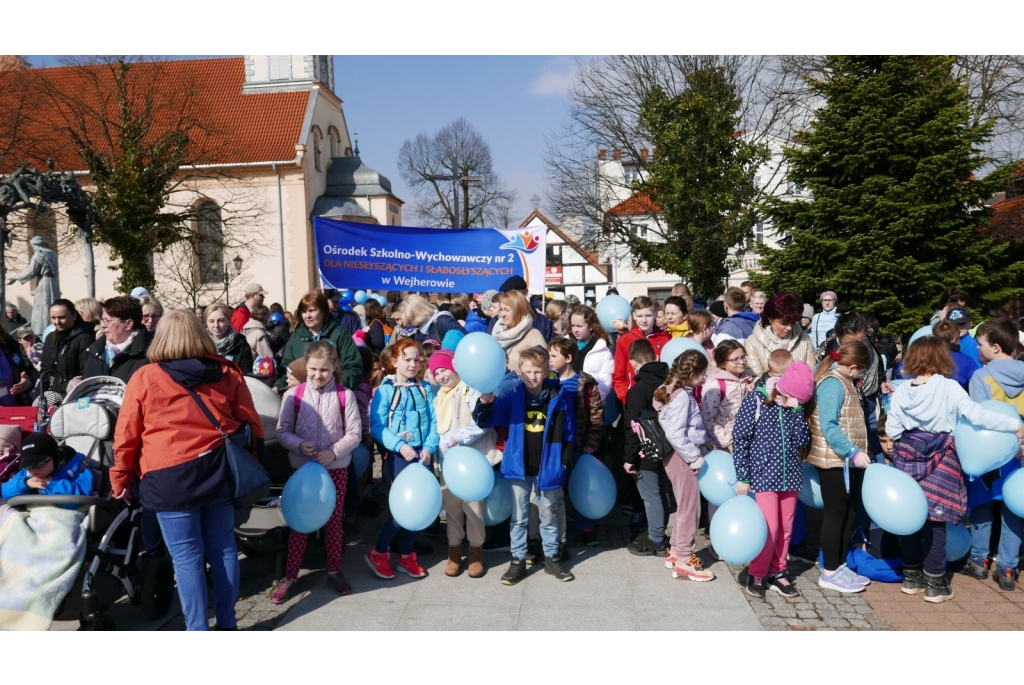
top-left (367, 337), bottom-right (439, 581)
top-left (654, 349), bottom-right (715, 582)
top-left (885, 336), bottom-right (1024, 602)
top-left (430, 348), bottom-right (500, 578)
top-left (273, 341), bottom-right (362, 603)
top-left (732, 361), bottom-right (813, 599)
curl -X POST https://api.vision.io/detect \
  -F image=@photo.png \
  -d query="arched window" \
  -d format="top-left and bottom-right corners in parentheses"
top-left (194, 201), bottom-right (224, 285)
top-left (328, 125), bottom-right (341, 159)
top-left (311, 126), bottom-right (323, 172)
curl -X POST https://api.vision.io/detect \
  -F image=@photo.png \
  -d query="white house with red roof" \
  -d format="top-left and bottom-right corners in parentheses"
top-left (519, 208), bottom-right (609, 304)
top-left (0, 55), bottom-right (401, 311)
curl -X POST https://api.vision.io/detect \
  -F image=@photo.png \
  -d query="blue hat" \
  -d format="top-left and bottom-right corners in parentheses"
top-left (441, 329), bottom-right (465, 352)
top-left (947, 307), bottom-right (972, 324)
top-left (268, 313), bottom-right (284, 325)
top-left (130, 287), bottom-right (150, 299)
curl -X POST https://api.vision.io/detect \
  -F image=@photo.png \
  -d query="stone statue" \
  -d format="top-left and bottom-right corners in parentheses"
top-left (8, 236), bottom-right (60, 335)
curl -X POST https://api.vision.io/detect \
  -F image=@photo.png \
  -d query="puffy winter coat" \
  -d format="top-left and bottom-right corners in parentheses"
top-left (573, 337), bottom-right (614, 402)
top-left (612, 327), bottom-right (672, 403)
top-left (277, 380), bottom-right (361, 470)
top-left (624, 361), bottom-right (669, 470)
top-left (370, 376), bottom-right (439, 454)
top-left (572, 372), bottom-right (603, 455)
top-left (656, 385), bottom-right (706, 465)
top-left (700, 366), bottom-right (752, 451)
top-left (745, 322), bottom-right (816, 378)
top-left (732, 388), bottom-right (810, 493)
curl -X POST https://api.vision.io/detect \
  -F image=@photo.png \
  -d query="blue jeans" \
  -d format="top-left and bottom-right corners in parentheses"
top-left (635, 468), bottom-right (671, 544)
top-left (970, 501), bottom-right (1023, 572)
top-left (155, 483), bottom-right (239, 631)
top-left (374, 453), bottom-right (419, 556)
top-left (510, 477), bottom-right (559, 560)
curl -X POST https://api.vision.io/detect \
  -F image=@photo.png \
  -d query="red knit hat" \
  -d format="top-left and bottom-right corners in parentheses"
top-left (428, 349), bottom-right (456, 376)
top-left (776, 360), bottom-right (814, 404)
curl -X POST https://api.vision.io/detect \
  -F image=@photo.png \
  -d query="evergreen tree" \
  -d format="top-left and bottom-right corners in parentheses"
top-left (637, 67), bottom-right (768, 296)
top-left (756, 55), bottom-right (1022, 334)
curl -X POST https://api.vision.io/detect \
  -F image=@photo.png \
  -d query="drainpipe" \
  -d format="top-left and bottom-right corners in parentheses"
top-left (272, 162), bottom-right (287, 309)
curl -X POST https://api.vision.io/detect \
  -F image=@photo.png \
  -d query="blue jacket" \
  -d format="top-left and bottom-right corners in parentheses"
top-left (464, 309), bottom-right (489, 334)
top-left (714, 312), bottom-right (759, 343)
top-left (959, 333), bottom-right (981, 365)
top-left (1, 451), bottom-right (94, 500)
top-left (371, 376), bottom-right (439, 454)
top-left (950, 350), bottom-right (980, 390)
top-left (474, 377), bottom-right (576, 491)
top-left (732, 388), bottom-right (810, 493)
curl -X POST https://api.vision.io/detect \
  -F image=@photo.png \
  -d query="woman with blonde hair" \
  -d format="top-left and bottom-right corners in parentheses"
top-left (111, 309), bottom-right (264, 630)
top-left (76, 297), bottom-right (103, 331)
top-left (204, 303), bottom-right (253, 373)
top-left (491, 290), bottom-right (547, 370)
top-left (394, 293), bottom-right (466, 345)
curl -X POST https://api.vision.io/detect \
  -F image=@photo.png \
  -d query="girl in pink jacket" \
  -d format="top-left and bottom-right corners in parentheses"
top-left (272, 341), bottom-right (362, 604)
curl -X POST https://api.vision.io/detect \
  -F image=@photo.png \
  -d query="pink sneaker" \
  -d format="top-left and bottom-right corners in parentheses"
top-left (365, 548), bottom-right (395, 579)
top-left (270, 578), bottom-right (296, 604)
top-left (665, 550), bottom-right (677, 569)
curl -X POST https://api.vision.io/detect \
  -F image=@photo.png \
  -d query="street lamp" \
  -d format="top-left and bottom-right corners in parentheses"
top-left (426, 164), bottom-right (483, 228)
top-left (224, 254), bottom-right (243, 305)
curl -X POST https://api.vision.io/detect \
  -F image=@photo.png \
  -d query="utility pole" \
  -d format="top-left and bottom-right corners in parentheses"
top-left (428, 164), bottom-right (483, 228)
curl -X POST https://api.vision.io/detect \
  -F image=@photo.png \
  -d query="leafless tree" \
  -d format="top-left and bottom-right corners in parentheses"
top-left (398, 117), bottom-right (517, 228)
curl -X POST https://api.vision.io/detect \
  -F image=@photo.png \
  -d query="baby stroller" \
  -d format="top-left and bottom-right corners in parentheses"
top-left (5, 376), bottom-right (175, 630)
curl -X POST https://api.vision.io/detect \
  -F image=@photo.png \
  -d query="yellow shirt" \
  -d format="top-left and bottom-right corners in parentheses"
top-left (667, 322), bottom-right (691, 338)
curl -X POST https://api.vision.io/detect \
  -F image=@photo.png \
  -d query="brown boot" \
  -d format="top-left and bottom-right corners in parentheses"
top-left (445, 546), bottom-right (462, 577)
top-left (467, 546), bottom-right (485, 578)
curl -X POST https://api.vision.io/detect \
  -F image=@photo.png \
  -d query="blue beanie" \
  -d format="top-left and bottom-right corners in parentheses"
top-left (441, 329), bottom-right (465, 352)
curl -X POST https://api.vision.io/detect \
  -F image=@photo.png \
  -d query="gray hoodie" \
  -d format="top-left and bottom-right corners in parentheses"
top-left (886, 375), bottom-right (1018, 440)
top-left (968, 358), bottom-right (1024, 403)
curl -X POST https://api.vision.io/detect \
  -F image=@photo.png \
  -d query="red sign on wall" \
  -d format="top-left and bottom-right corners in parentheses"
top-left (545, 266), bottom-right (562, 284)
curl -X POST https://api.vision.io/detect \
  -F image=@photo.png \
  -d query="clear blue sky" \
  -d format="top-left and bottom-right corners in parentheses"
top-left (26, 55), bottom-right (581, 224)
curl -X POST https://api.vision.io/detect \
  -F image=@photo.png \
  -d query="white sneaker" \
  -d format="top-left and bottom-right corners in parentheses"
top-left (818, 568), bottom-right (865, 593)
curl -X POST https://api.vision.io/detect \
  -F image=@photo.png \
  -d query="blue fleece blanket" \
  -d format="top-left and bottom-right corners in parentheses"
top-left (0, 506), bottom-right (87, 630)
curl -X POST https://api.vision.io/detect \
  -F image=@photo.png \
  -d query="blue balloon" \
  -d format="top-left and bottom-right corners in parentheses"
top-left (354, 290), bottom-right (368, 305)
top-left (1002, 466), bottom-right (1024, 518)
top-left (568, 454), bottom-right (616, 520)
top-left (373, 294), bottom-right (387, 306)
top-left (709, 495), bottom-right (768, 565)
top-left (281, 462), bottom-right (337, 534)
top-left (798, 461), bottom-right (824, 509)
top-left (442, 446), bottom-right (495, 502)
top-left (595, 295), bottom-right (632, 332)
top-left (908, 325), bottom-right (933, 347)
top-left (946, 522), bottom-right (971, 562)
top-left (698, 450), bottom-right (739, 506)
top-left (352, 444), bottom-right (370, 479)
top-left (339, 290), bottom-right (354, 305)
top-left (862, 463), bottom-right (928, 536)
top-left (954, 400), bottom-right (1020, 477)
top-left (661, 337), bottom-right (709, 366)
top-left (340, 304), bottom-right (352, 311)
top-left (388, 462), bottom-right (442, 531)
top-left (453, 332), bottom-right (508, 393)
top-left (43, 323), bottom-right (55, 340)
top-left (484, 472), bottom-right (514, 525)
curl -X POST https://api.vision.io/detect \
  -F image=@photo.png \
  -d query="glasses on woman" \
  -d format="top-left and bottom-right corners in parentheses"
top-left (142, 314), bottom-right (161, 322)
top-left (727, 355), bottom-right (748, 364)
top-left (99, 317), bottom-right (124, 327)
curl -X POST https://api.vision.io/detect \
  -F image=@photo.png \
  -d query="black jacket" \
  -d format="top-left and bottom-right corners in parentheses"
top-left (215, 333), bottom-right (253, 375)
top-left (82, 330), bottom-right (151, 384)
top-left (265, 321), bottom-right (291, 355)
top-left (623, 361), bottom-right (669, 470)
top-left (40, 319), bottom-right (96, 394)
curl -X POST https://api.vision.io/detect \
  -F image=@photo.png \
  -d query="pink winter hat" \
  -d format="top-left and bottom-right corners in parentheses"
top-left (428, 349), bottom-right (456, 376)
top-left (776, 360), bottom-right (814, 404)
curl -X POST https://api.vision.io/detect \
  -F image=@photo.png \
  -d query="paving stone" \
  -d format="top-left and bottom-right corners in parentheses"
top-left (825, 618), bottom-right (851, 628)
top-left (797, 610), bottom-right (818, 619)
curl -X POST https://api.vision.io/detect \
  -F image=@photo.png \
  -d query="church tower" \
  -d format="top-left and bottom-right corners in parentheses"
top-left (242, 55), bottom-right (334, 93)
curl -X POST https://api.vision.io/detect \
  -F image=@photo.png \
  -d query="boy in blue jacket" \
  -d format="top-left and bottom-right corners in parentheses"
top-left (475, 346), bottom-right (576, 585)
top-left (1, 432), bottom-right (93, 500)
top-left (965, 318), bottom-right (1024, 591)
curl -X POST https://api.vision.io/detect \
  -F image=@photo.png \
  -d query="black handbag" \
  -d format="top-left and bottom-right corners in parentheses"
top-left (184, 386), bottom-right (271, 510)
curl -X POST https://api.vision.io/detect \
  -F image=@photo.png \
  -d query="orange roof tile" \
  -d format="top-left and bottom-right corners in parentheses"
top-left (981, 196), bottom-right (1024, 243)
top-left (0, 57), bottom-right (309, 173)
top-left (606, 193), bottom-right (662, 217)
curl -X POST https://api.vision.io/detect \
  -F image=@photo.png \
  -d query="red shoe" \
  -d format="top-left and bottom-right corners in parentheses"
top-left (397, 552), bottom-right (427, 578)
top-left (365, 548), bottom-right (395, 580)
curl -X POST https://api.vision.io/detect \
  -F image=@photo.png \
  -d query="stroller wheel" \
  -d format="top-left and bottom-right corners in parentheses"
top-left (79, 614), bottom-right (116, 631)
top-left (141, 557), bottom-right (175, 620)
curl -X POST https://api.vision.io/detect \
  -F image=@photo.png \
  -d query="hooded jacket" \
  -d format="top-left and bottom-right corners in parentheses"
top-left (1, 451), bottom-right (93, 499)
top-left (242, 319), bottom-right (274, 362)
top-left (275, 318), bottom-right (364, 392)
top-left (111, 356), bottom-right (264, 511)
top-left (278, 380), bottom-right (361, 470)
top-left (82, 330), bottom-right (151, 384)
top-left (624, 361), bottom-right (669, 470)
top-left (612, 327), bottom-right (672, 402)
top-left (746, 322), bottom-right (817, 378)
top-left (474, 376), bottom-right (575, 491)
top-left (732, 388), bottom-right (810, 493)
top-left (370, 375), bottom-right (439, 454)
top-left (574, 337), bottom-right (614, 402)
top-left (700, 365), bottom-right (752, 451)
top-left (655, 385), bottom-right (706, 466)
top-left (886, 374), bottom-right (1019, 440)
top-left (967, 359), bottom-right (1024, 505)
top-left (39, 318), bottom-right (95, 394)
top-left (463, 309), bottom-right (489, 334)
top-left (711, 312), bottom-right (760, 346)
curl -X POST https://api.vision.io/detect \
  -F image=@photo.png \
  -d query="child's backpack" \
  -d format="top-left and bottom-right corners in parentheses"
top-left (293, 382), bottom-right (346, 419)
top-left (630, 410), bottom-right (673, 463)
top-left (694, 378), bottom-right (726, 412)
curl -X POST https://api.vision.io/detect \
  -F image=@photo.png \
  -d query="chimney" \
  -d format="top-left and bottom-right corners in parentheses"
top-left (597, 149), bottom-right (607, 160)
top-left (640, 148), bottom-right (648, 160)
top-left (612, 149), bottom-right (621, 160)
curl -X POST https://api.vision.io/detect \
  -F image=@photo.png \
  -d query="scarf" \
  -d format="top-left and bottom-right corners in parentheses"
top-left (492, 315), bottom-right (534, 351)
top-left (667, 321), bottom-right (691, 339)
top-left (434, 380), bottom-right (466, 434)
top-left (104, 329), bottom-right (139, 369)
top-left (212, 330), bottom-right (240, 356)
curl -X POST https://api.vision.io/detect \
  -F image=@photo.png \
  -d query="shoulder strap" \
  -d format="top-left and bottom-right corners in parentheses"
top-left (183, 385), bottom-right (229, 441)
top-left (293, 382), bottom-right (306, 415)
top-left (338, 384), bottom-right (347, 411)
top-left (718, 379), bottom-right (726, 398)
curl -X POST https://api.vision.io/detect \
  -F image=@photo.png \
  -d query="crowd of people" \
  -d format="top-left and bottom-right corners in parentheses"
top-left (2, 275), bottom-right (1024, 630)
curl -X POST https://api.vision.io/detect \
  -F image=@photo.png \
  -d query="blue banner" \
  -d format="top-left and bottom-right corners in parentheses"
top-left (313, 218), bottom-right (547, 294)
